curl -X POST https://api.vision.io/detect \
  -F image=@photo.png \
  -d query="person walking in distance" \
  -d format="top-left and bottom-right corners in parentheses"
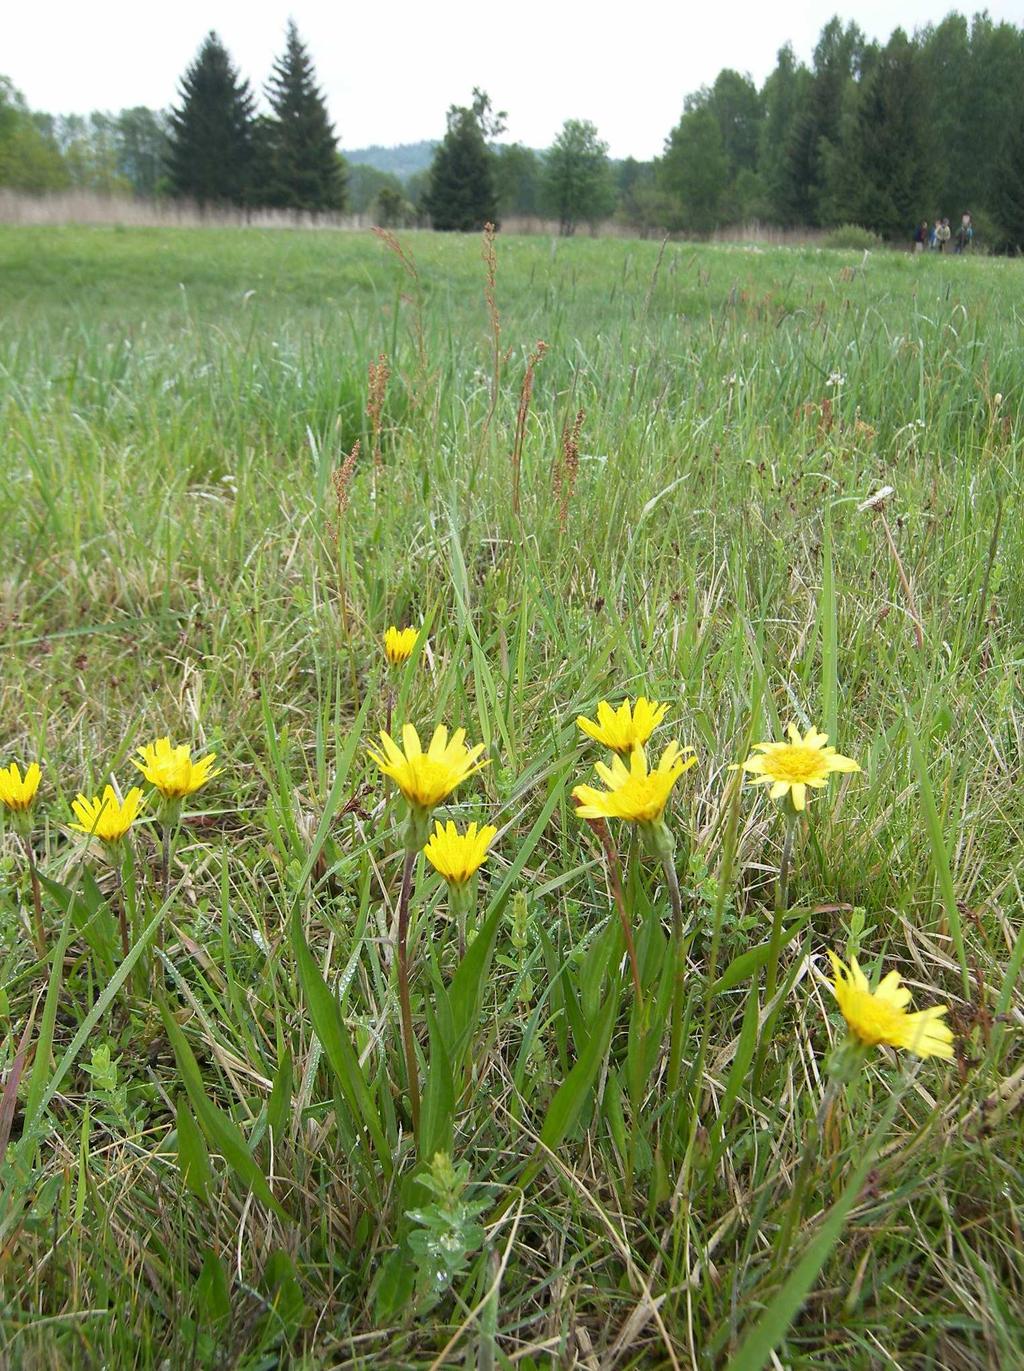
top-left (955, 212), bottom-right (974, 253)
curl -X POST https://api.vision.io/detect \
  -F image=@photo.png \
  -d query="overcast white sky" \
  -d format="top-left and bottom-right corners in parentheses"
top-left (7, 1), bottom-right (1018, 158)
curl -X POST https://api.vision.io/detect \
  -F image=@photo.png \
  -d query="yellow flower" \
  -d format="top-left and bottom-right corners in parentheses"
top-left (423, 820), bottom-right (498, 885)
top-left (70, 786), bottom-right (145, 843)
top-left (576, 696), bottom-right (668, 754)
top-left (828, 952), bottom-right (953, 1060)
top-left (384, 626), bottom-right (420, 665)
top-left (368, 724), bottom-right (488, 812)
top-left (132, 737), bottom-right (221, 800)
top-left (572, 741), bottom-right (697, 824)
top-left (0, 761), bottom-right (42, 813)
top-left (739, 724), bottom-right (860, 812)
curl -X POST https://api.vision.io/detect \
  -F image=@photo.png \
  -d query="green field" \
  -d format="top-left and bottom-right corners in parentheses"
top-left (1, 225), bottom-right (1022, 1368)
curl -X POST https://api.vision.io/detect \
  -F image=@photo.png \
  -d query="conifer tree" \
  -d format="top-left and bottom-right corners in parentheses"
top-left (993, 106), bottom-right (1024, 250)
top-left (263, 21), bottom-right (345, 212)
top-left (166, 33), bottom-right (256, 206)
top-left (839, 30), bottom-right (933, 239)
top-left (426, 90), bottom-right (502, 231)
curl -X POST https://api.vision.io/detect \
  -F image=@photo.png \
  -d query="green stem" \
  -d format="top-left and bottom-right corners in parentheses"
top-left (161, 822), bottom-right (173, 906)
top-left (587, 819), bottom-right (642, 1002)
top-left (765, 811), bottom-right (798, 1004)
top-left (396, 848), bottom-right (420, 1135)
top-left (20, 833), bottom-right (47, 961)
top-left (113, 863), bottom-right (129, 962)
top-left (154, 819), bottom-right (177, 994)
top-left (775, 1075), bottom-right (841, 1263)
top-left (663, 854), bottom-right (686, 1093)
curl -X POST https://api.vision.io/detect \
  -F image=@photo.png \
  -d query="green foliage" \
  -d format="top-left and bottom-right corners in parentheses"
top-left (494, 141), bottom-right (541, 217)
top-left (821, 222), bottom-right (882, 249)
top-left (344, 140), bottom-right (437, 180)
top-left (660, 104), bottom-right (729, 233)
top-left (707, 69), bottom-right (763, 182)
top-left (165, 32), bottom-right (257, 206)
top-left (0, 94), bottom-right (168, 198)
top-left (615, 157), bottom-right (674, 236)
top-left (992, 106), bottom-right (1024, 249)
top-left (262, 20), bottom-right (346, 213)
top-left (426, 89), bottom-right (502, 231)
top-left (114, 107), bottom-right (169, 197)
top-left (48, 113), bottom-right (131, 195)
top-left (655, 14), bottom-right (1024, 241)
top-left (406, 1153), bottom-right (487, 1309)
top-left (83, 1044), bottom-right (130, 1123)
top-left (2, 225), bottom-right (1024, 1365)
top-left (347, 162), bottom-right (404, 214)
top-left (0, 78), bottom-right (68, 191)
top-left (827, 29), bottom-right (934, 239)
top-left (540, 119), bottom-right (615, 235)
top-left (374, 184), bottom-right (409, 227)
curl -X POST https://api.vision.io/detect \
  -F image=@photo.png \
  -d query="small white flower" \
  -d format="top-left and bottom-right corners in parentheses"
top-left (826, 370), bottom-right (846, 388)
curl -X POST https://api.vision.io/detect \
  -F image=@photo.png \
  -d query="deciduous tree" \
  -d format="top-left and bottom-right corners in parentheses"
top-left (541, 120), bottom-right (614, 234)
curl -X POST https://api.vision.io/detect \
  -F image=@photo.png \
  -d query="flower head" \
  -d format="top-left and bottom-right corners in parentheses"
top-left (739, 724), bottom-right (860, 812)
top-left (132, 737), bottom-right (221, 800)
top-left (572, 741), bottom-right (696, 825)
top-left (423, 820), bottom-right (497, 886)
top-left (828, 951), bottom-right (953, 1060)
top-left (576, 696), bottom-right (668, 754)
top-left (368, 724), bottom-right (487, 812)
top-left (384, 626), bottom-right (420, 666)
top-left (70, 786), bottom-right (145, 844)
top-left (0, 761), bottom-right (42, 813)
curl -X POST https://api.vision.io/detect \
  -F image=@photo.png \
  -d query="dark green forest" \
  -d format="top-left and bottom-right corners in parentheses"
top-left (3, 12), bottom-right (1024, 246)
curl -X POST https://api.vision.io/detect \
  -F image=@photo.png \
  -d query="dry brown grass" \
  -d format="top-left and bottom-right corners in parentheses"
top-left (1, 190), bottom-right (836, 248)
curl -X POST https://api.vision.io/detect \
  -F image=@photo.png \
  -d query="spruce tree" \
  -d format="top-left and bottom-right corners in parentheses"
top-left (843, 30), bottom-right (933, 239)
top-left (783, 20), bottom-right (866, 225)
top-left (166, 33), bottom-right (256, 206)
top-left (263, 21), bottom-right (345, 212)
top-left (759, 47), bottom-right (811, 225)
top-left (993, 106), bottom-right (1024, 250)
top-left (426, 91), bottom-right (501, 231)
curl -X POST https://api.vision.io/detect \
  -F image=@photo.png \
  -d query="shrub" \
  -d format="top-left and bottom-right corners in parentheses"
top-left (823, 223), bottom-right (883, 250)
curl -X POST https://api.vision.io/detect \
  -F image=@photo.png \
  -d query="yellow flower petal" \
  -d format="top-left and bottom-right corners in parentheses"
top-left (0, 760), bottom-right (42, 812)
top-left (827, 950), bottom-right (953, 1060)
top-left (369, 723), bottom-right (488, 811)
top-left (737, 724), bottom-right (861, 810)
top-left (132, 736), bottom-right (222, 800)
top-left (423, 820), bottom-right (498, 885)
top-left (572, 741), bottom-right (696, 825)
top-left (384, 626), bottom-right (420, 665)
top-left (69, 785), bottom-right (145, 843)
top-left (575, 696), bottom-right (669, 753)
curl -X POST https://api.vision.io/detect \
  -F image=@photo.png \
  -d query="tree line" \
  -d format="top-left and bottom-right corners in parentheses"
top-left (0, 26), bottom-right (343, 213)
top-left (3, 12), bottom-right (1024, 246)
top-left (656, 12), bottom-right (1024, 247)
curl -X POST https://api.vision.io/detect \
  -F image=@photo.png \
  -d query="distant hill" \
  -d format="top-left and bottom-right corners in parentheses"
top-left (342, 142), bottom-right (437, 181)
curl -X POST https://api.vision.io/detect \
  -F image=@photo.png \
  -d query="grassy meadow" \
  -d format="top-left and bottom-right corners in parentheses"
top-left (1, 224), bottom-right (1023, 1368)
